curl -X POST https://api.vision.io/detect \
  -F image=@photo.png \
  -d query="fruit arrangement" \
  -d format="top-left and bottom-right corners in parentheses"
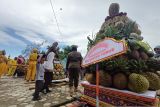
top-left (54, 63), bottom-right (63, 72)
top-left (53, 61), bottom-right (65, 80)
top-left (85, 3), bottom-right (160, 93)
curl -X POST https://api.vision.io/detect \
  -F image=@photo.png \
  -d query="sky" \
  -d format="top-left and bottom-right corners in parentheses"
top-left (0, 0), bottom-right (160, 58)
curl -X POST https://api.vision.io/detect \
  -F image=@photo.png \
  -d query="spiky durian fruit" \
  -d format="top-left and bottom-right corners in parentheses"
top-left (128, 73), bottom-right (149, 93)
top-left (142, 72), bottom-right (160, 90)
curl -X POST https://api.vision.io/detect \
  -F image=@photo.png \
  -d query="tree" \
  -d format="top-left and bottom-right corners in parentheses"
top-left (58, 45), bottom-right (72, 60)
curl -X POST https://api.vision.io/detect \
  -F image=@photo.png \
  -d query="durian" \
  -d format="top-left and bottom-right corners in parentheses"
top-left (85, 73), bottom-right (96, 85)
top-left (128, 73), bottom-right (149, 93)
top-left (99, 70), bottom-right (112, 87)
top-left (113, 73), bottom-right (128, 89)
top-left (142, 72), bottom-right (160, 90)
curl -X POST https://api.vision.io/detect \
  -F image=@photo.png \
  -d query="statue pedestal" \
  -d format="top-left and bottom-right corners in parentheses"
top-left (80, 81), bottom-right (159, 107)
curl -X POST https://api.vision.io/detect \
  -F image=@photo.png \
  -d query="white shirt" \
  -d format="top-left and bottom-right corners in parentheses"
top-left (44, 52), bottom-right (55, 70)
top-left (36, 63), bottom-right (45, 80)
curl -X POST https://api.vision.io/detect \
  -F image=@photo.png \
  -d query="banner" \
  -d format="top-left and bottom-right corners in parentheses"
top-left (82, 38), bottom-right (127, 67)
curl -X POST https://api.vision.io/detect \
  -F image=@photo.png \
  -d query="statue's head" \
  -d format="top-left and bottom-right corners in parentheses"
top-left (109, 3), bottom-right (120, 16)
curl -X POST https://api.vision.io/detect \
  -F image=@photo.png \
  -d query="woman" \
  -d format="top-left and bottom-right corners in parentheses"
top-left (43, 42), bottom-right (58, 93)
top-left (0, 50), bottom-right (8, 78)
top-left (7, 58), bottom-right (13, 76)
top-left (26, 48), bottom-right (38, 81)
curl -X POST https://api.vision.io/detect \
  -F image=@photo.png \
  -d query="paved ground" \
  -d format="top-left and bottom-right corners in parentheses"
top-left (0, 76), bottom-right (83, 107)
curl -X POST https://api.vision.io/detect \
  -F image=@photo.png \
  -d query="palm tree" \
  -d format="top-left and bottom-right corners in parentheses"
top-left (59, 45), bottom-right (72, 60)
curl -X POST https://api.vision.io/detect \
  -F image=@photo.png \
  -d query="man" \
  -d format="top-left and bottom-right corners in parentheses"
top-left (43, 42), bottom-right (58, 93)
top-left (66, 45), bottom-right (82, 95)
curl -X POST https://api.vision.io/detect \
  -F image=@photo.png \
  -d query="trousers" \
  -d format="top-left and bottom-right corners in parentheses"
top-left (69, 68), bottom-right (80, 88)
top-left (43, 71), bottom-right (53, 91)
top-left (33, 80), bottom-right (44, 98)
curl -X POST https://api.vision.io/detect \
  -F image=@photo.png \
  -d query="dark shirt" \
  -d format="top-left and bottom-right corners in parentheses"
top-left (66, 51), bottom-right (82, 70)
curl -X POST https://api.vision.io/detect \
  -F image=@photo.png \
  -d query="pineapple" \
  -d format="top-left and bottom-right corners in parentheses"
top-left (105, 57), bottom-right (129, 73)
top-left (128, 59), bottom-right (147, 73)
top-left (146, 58), bottom-right (160, 71)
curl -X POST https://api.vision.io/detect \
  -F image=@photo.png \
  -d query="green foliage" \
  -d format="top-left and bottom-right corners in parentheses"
top-left (87, 26), bottom-right (125, 50)
top-left (136, 41), bottom-right (150, 52)
top-left (122, 21), bottom-right (136, 37)
top-left (128, 59), bottom-right (148, 73)
top-left (58, 46), bottom-right (72, 60)
top-left (104, 26), bottom-right (119, 37)
top-left (40, 50), bottom-right (46, 54)
top-left (105, 57), bottom-right (129, 72)
top-left (87, 36), bottom-right (96, 51)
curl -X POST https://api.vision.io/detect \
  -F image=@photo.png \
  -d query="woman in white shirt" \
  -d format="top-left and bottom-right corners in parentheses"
top-left (43, 42), bottom-right (58, 93)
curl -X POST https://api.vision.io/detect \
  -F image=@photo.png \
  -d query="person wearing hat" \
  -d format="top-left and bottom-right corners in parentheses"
top-left (42, 42), bottom-right (58, 93)
top-left (66, 45), bottom-right (82, 95)
top-left (8, 57), bottom-right (17, 76)
top-left (7, 58), bottom-right (14, 76)
top-left (26, 48), bottom-right (38, 81)
top-left (0, 50), bottom-right (8, 78)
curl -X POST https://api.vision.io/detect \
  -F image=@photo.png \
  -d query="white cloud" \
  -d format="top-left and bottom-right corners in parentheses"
top-left (0, 31), bottom-right (25, 46)
top-left (0, 0), bottom-right (160, 56)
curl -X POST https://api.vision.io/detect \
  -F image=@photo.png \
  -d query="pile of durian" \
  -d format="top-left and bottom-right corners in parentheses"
top-left (85, 3), bottom-right (160, 93)
top-left (53, 61), bottom-right (65, 80)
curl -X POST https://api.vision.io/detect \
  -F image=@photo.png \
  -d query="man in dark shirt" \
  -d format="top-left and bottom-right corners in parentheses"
top-left (66, 45), bottom-right (82, 95)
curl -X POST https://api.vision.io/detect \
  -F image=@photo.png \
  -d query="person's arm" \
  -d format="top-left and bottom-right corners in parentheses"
top-left (66, 55), bottom-right (70, 70)
top-left (80, 54), bottom-right (83, 69)
top-left (36, 63), bottom-right (40, 68)
top-left (52, 52), bottom-right (55, 64)
top-left (4, 56), bottom-right (8, 64)
top-left (28, 54), bottom-right (32, 61)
